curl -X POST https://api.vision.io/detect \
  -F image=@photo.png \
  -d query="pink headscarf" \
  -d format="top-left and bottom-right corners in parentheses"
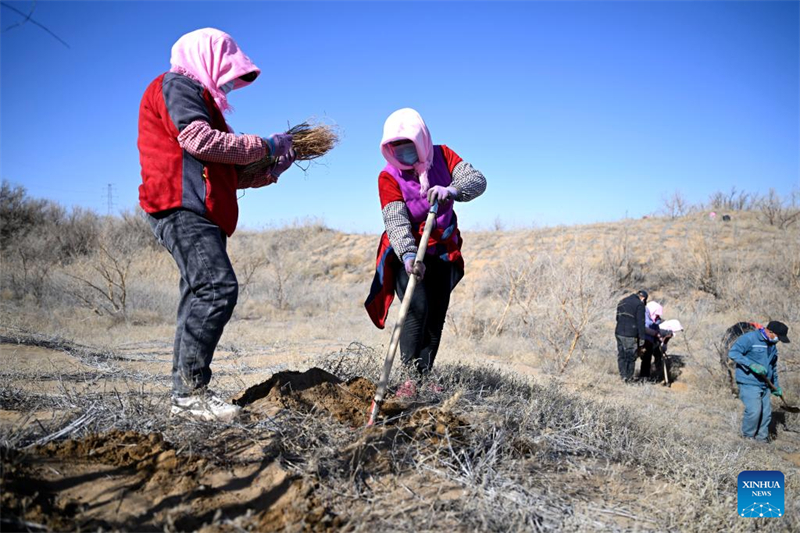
top-left (169, 28), bottom-right (260, 114)
top-left (646, 301), bottom-right (663, 322)
top-left (380, 108), bottom-right (434, 197)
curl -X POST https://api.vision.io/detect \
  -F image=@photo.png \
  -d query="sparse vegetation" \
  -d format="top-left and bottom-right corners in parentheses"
top-left (708, 187), bottom-right (757, 212)
top-left (1, 184), bottom-right (799, 531)
top-left (758, 188), bottom-right (800, 229)
top-left (661, 189), bottom-right (691, 219)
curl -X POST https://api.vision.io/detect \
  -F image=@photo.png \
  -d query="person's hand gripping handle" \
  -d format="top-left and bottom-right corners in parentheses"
top-left (367, 200), bottom-right (440, 427)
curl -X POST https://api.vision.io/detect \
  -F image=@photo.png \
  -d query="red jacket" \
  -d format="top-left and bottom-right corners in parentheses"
top-left (138, 73), bottom-right (239, 236)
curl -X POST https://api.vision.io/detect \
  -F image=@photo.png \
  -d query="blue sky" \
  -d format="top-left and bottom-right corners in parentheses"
top-left (1, 1), bottom-right (798, 232)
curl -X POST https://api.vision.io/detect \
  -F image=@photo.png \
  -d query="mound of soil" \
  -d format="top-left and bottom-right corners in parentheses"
top-left (1, 428), bottom-right (343, 532)
top-left (1, 369), bottom-right (461, 532)
top-left (234, 367), bottom-right (406, 427)
top-left (38, 429), bottom-right (172, 467)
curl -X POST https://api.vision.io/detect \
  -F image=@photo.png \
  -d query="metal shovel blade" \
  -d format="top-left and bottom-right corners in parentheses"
top-left (764, 376), bottom-right (800, 412)
top-left (779, 399), bottom-right (800, 413)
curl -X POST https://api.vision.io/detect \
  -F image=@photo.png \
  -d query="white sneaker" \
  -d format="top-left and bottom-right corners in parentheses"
top-left (171, 390), bottom-right (241, 422)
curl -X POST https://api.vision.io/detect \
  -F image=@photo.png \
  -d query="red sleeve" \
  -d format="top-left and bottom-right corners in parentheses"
top-left (439, 145), bottom-right (463, 174)
top-left (379, 171), bottom-right (404, 208)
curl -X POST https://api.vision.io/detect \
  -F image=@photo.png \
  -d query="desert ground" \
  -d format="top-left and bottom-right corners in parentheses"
top-left (1, 186), bottom-right (799, 532)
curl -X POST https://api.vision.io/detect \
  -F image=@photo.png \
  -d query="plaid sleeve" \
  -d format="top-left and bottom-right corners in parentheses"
top-left (451, 160), bottom-right (486, 202)
top-left (382, 201), bottom-right (417, 259)
top-left (177, 120), bottom-right (268, 165)
top-left (236, 167), bottom-right (276, 189)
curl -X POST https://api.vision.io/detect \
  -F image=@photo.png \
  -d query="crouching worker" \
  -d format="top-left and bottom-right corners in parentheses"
top-left (728, 321), bottom-right (790, 442)
top-left (364, 108), bottom-right (486, 396)
top-left (640, 301), bottom-right (674, 381)
top-left (137, 28), bottom-right (296, 421)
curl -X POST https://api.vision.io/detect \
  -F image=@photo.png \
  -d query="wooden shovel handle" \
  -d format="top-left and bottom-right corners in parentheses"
top-left (367, 202), bottom-right (440, 426)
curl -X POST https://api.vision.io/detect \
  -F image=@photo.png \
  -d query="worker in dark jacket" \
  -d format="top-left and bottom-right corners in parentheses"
top-left (614, 290), bottom-right (656, 382)
top-left (728, 321), bottom-right (790, 442)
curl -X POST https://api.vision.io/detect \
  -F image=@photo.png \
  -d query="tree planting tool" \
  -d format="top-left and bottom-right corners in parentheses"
top-left (764, 376), bottom-right (800, 413)
top-left (367, 202), bottom-right (439, 426)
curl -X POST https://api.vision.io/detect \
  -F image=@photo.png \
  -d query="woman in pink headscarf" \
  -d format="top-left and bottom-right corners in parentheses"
top-left (137, 28), bottom-right (295, 422)
top-left (365, 108), bottom-right (487, 395)
top-left (641, 301), bottom-right (672, 381)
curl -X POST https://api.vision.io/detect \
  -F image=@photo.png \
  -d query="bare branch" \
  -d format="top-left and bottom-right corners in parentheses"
top-left (1, 1), bottom-right (70, 48)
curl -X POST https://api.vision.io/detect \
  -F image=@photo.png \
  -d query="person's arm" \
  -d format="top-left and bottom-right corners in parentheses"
top-left (236, 166), bottom-right (277, 190)
top-left (440, 145), bottom-right (486, 202)
top-left (728, 335), bottom-right (758, 369)
top-left (644, 313), bottom-right (659, 338)
top-left (162, 74), bottom-right (266, 165)
top-left (178, 120), bottom-right (267, 166)
top-left (379, 172), bottom-right (417, 261)
top-left (450, 161), bottom-right (487, 202)
top-left (771, 350), bottom-right (779, 388)
top-left (382, 201), bottom-right (417, 261)
top-left (636, 302), bottom-right (647, 340)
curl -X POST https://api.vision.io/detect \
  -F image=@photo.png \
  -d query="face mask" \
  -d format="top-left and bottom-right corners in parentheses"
top-left (761, 329), bottom-right (779, 344)
top-left (220, 81), bottom-right (235, 94)
top-left (393, 143), bottom-right (419, 165)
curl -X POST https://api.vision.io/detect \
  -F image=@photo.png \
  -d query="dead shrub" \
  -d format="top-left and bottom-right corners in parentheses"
top-left (661, 189), bottom-right (690, 219)
top-left (707, 187), bottom-right (757, 212)
top-left (758, 188), bottom-right (800, 229)
top-left (601, 229), bottom-right (647, 290)
top-left (61, 224), bottom-right (141, 319)
top-left (533, 257), bottom-right (613, 373)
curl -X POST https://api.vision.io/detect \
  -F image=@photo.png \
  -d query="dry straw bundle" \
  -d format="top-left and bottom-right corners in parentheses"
top-left (238, 119), bottom-right (340, 181)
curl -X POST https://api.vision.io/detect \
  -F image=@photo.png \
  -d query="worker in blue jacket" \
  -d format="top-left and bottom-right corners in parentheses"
top-left (728, 320), bottom-right (790, 442)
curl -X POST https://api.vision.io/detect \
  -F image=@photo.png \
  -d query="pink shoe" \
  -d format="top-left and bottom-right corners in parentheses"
top-left (395, 379), bottom-right (417, 398)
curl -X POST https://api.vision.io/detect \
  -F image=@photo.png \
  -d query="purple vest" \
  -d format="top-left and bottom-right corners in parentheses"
top-left (382, 146), bottom-right (455, 229)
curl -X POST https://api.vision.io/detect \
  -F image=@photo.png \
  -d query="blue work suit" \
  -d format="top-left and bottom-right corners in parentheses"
top-left (728, 330), bottom-right (780, 442)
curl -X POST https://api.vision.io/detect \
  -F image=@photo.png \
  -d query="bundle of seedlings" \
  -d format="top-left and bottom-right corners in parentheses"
top-left (238, 119), bottom-right (340, 181)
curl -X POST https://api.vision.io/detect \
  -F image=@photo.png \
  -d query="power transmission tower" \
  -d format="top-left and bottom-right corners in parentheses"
top-left (104, 183), bottom-right (116, 216)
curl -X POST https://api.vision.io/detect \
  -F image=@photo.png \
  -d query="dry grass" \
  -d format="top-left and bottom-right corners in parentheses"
top-left (2, 341), bottom-right (798, 531)
top-left (1, 188), bottom-right (799, 531)
top-left (238, 119), bottom-right (341, 181)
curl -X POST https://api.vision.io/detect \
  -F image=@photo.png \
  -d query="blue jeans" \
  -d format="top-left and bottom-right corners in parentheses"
top-left (738, 383), bottom-right (771, 442)
top-left (148, 210), bottom-right (238, 395)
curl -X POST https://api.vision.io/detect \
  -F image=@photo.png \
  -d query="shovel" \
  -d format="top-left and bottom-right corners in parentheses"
top-left (661, 346), bottom-right (670, 387)
top-left (367, 202), bottom-right (439, 426)
top-left (764, 376), bottom-right (800, 413)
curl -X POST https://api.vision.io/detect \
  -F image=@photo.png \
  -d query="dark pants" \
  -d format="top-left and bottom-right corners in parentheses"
top-left (639, 340), bottom-right (663, 380)
top-left (394, 256), bottom-right (455, 374)
top-left (615, 334), bottom-right (638, 381)
top-left (148, 209), bottom-right (238, 395)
